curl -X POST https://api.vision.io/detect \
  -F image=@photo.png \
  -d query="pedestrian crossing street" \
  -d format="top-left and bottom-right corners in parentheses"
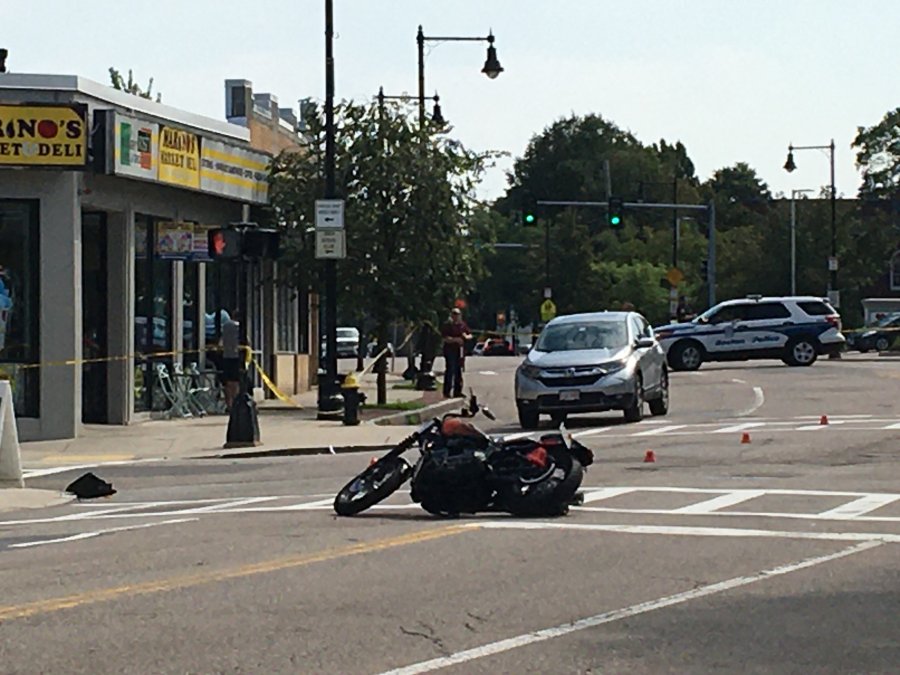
top-left (497, 415), bottom-right (900, 442)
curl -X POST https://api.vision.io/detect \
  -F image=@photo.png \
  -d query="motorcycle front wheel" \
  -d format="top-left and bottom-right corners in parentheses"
top-left (333, 456), bottom-right (412, 516)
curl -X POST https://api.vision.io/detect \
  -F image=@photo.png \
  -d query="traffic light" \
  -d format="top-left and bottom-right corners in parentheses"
top-left (243, 228), bottom-right (281, 259)
top-left (207, 226), bottom-right (281, 260)
top-left (607, 197), bottom-right (624, 228)
top-left (208, 227), bottom-right (242, 259)
top-left (522, 203), bottom-right (537, 226)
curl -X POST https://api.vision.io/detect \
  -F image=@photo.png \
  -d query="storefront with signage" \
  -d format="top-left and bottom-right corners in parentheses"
top-left (0, 73), bottom-right (289, 440)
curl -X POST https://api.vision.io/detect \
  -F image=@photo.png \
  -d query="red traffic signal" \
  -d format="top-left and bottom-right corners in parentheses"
top-left (208, 228), bottom-right (242, 259)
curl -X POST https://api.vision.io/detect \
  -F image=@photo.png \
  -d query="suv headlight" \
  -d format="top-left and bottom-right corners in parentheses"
top-left (599, 360), bottom-right (627, 375)
top-left (519, 364), bottom-right (542, 379)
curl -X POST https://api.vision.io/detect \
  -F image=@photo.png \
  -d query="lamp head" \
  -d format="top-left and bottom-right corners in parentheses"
top-left (482, 32), bottom-right (503, 79)
top-left (783, 150), bottom-right (797, 173)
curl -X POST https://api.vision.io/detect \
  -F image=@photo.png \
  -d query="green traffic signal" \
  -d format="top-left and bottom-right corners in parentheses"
top-left (607, 197), bottom-right (624, 229)
top-left (610, 215), bottom-right (621, 226)
top-left (524, 213), bottom-right (536, 225)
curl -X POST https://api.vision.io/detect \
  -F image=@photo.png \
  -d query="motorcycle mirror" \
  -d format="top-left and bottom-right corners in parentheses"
top-left (482, 407), bottom-right (496, 421)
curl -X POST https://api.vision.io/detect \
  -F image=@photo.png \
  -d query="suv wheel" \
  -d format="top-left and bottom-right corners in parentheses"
top-left (518, 406), bottom-right (539, 430)
top-left (648, 368), bottom-right (669, 416)
top-left (623, 374), bottom-right (644, 423)
top-left (875, 336), bottom-right (890, 352)
top-left (783, 337), bottom-right (818, 366)
top-left (670, 340), bottom-right (704, 371)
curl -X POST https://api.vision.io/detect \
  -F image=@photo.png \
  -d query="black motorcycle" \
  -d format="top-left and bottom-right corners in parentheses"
top-left (333, 393), bottom-right (593, 518)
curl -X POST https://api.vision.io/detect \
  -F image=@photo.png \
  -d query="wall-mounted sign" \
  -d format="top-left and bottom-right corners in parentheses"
top-left (114, 113), bottom-right (158, 180)
top-left (0, 104), bottom-right (87, 167)
top-left (200, 139), bottom-right (269, 204)
top-left (158, 126), bottom-right (200, 189)
top-left (156, 221), bottom-right (195, 259)
top-left (316, 229), bottom-right (346, 259)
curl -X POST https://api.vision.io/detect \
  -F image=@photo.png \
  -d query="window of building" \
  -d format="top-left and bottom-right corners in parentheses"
top-left (0, 200), bottom-right (39, 417)
top-left (134, 215), bottom-right (174, 413)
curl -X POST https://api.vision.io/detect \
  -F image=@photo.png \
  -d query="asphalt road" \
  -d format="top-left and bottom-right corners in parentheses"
top-left (1, 354), bottom-right (898, 674)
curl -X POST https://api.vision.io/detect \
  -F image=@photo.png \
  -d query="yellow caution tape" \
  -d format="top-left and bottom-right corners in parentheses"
top-left (252, 359), bottom-right (302, 408)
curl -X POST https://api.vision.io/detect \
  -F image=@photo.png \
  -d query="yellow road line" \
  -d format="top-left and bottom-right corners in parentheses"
top-left (0, 524), bottom-right (471, 621)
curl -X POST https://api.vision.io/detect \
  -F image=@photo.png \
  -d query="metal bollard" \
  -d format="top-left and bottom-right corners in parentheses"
top-left (341, 372), bottom-right (366, 426)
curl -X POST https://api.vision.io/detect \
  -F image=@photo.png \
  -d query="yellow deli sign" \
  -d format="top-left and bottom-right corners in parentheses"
top-left (158, 126), bottom-right (200, 189)
top-left (0, 104), bottom-right (87, 167)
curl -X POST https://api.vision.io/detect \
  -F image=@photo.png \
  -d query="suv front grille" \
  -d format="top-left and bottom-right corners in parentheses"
top-left (537, 367), bottom-right (604, 387)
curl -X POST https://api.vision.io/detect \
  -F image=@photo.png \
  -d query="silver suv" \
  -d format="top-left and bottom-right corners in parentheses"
top-left (515, 312), bottom-right (669, 429)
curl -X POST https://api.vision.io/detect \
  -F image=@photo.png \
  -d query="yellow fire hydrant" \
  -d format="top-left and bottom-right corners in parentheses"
top-left (341, 372), bottom-right (366, 426)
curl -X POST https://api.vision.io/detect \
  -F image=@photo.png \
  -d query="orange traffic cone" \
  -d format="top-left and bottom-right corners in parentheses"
top-left (741, 432), bottom-right (751, 444)
top-left (643, 450), bottom-right (656, 463)
top-left (819, 415), bottom-right (829, 425)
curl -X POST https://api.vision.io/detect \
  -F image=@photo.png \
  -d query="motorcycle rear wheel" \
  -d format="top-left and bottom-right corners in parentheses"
top-left (333, 457), bottom-right (411, 516)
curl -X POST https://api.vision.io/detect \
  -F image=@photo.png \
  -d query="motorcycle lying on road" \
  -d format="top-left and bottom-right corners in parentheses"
top-left (333, 393), bottom-right (593, 518)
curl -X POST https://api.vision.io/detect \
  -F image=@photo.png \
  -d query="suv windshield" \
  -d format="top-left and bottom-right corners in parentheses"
top-left (535, 321), bottom-right (628, 352)
top-left (336, 328), bottom-right (358, 339)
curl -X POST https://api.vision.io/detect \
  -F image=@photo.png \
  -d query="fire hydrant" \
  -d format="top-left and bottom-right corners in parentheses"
top-left (341, 372), bottom-right (366, 426)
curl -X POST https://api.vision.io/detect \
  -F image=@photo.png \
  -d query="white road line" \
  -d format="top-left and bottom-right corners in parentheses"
top-left (378, 540), bottom-right (882, 675)
top-left (731, 378), bottom-right (747, 384)
top-left (22, 458), bottom-right (166, 478)
top-left (477, 371), bottom-right (498, 376)
top-left (570, 427), bottom-right (613, 438)
top-left (736, 386), bottom-right (765, 417)
top-left (670, 490), bottom-right (766, 514)
top-left (580, 487), bottom-right (636, 504)
top-left (795, 424), bottom-right (829, 431)
top-left (476, 521), bottom-right (900, 543)
top-left (883, 422), bottom-right (900, 430)
top-left (631, 424), bottom-right (686, 436)
top-left (712, 422), bottom-right (766, 434)
top-left (7, 518), bottom-right (199, 549)
top-left (816, 494), bottom-right (900, 520)
top-left (574, 506), bottom-right (900, 523)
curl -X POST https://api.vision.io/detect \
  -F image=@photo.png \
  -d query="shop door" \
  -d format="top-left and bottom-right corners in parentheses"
top-left (82, 212), bottom-right (108, 423)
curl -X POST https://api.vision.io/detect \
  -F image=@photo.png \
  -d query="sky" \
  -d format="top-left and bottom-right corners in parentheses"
top-left (6, 0), bottom-right (898, 202)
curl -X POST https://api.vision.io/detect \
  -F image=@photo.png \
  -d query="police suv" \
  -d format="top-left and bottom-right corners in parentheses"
top-left (654, 296), bottom-right (845, 370)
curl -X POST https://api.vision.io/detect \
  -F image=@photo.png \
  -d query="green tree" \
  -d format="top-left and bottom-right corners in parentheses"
top-left (269, 100), bottom-right (495, 402)
top-left (853, 107), bottom-right (900, 201)
top-left (108, 67), bottom-right (161, 102)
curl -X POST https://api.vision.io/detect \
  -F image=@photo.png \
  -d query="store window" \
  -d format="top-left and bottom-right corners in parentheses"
top-left (134, 215), bottom-right (174, 412)
top-left (0, 200), bottom-right (39, 417)
top-left (183, 262), bottom-right (200, 365)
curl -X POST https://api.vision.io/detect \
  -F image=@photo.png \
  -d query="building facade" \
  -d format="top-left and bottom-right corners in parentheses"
top-left (0, 73), bottom-right (310, 440)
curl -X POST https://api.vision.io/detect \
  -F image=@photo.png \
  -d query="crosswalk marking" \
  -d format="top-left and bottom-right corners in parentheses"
top-left (632, 424), bottom-right (687, 436)
top-left (670, 490), bottom-right (767, 514)
top-left (816, 495), bottom-right (900, 519)
top-left (712, 422), bottom-right (766, 434)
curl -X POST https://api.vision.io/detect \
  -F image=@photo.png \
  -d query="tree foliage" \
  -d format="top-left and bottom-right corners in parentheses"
top-left (269, 101), bottom-right (498, 400)
top-left (853, 107), bottom-right (900, 200)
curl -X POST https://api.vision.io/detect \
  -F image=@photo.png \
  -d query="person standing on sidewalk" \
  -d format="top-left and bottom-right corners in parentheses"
top-left (441, 307), bottom-right (471, 398)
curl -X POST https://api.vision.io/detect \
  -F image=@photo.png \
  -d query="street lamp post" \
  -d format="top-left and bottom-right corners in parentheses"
top-left (789, 189), bottom-right (814, 295)
top-left (317, 0), bottom-right (343, 418)
top-left (784, 140), bottom-right (837, 302)
top-left (377, 86), bottom-right (445, 126)
top-left (416, 25), bottom-right (503, 127)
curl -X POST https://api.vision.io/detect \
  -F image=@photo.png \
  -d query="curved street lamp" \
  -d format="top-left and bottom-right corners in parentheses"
top-left (784, 140), bottom-right (837, 301)
top-left (416, 25), bottom-right (502, 126)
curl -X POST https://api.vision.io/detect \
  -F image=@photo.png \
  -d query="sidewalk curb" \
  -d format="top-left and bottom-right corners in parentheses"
top-left (368, 397), bottom-right (462, 426)
top-left (198, 444), bottom-right (394, 460)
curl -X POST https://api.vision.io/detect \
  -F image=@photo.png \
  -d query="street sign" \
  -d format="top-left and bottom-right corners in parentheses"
top-left (828, 256), bottom-right (839, 272)
top-left (543, 287), bottom-right (552, 299)
top-left (666, 267), bottom-right (685, 287)
top-left (315, 229), bottom-right (346, 259)
top-left (315, 199), bottom-right (345, 229)
top-left (540, 299), bottom-right (557, 323)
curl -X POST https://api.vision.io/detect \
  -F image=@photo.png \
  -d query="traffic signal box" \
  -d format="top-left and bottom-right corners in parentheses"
top-left (208, 225), bottom-right (280, 261)
top-left (607, 197), bottom-right (624, 228)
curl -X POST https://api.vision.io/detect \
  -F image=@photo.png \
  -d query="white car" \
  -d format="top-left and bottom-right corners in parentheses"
top-left (654, 295), bottom-right (845, 370)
